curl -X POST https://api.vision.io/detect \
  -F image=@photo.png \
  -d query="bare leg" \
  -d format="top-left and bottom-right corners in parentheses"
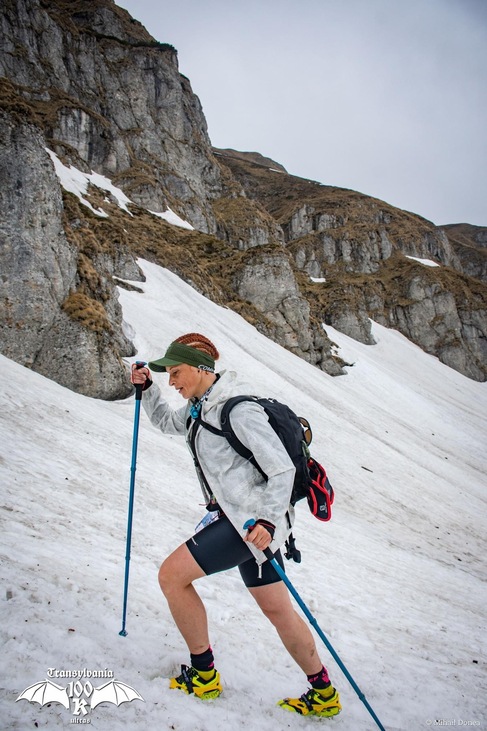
top-left (158, 543), bottom-right (209, 655)
top-left (249, 581), bottom-right (323, 676)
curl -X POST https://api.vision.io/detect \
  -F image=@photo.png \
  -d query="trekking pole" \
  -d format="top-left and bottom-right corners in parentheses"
top-left (119, 363), bottom-right (145, 636)
top-left (243, 520), bottom-right (387, 731)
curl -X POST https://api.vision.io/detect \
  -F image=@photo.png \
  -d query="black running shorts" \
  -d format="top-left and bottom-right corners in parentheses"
top-left (186, 514), bottom-right (285, 588)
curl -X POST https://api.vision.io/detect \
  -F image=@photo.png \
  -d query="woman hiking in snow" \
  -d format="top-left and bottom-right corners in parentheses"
top-left (130, 332), bottom-right (341, 717)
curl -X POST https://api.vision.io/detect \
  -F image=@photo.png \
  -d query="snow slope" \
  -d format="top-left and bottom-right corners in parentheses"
top-left (1, 259), bottom-right (486, 730)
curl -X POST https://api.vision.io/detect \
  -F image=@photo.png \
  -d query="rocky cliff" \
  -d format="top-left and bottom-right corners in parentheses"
top-left (216, 150), bottom-right (487, 381)
top-left (1, 0), bottom-right (486, 398)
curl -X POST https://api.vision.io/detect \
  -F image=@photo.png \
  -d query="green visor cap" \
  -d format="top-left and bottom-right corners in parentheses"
top-left (148, 341), bottom-right (215, 373)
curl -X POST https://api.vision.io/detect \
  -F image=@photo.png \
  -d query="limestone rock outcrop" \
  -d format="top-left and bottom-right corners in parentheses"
top-left (1, 0), bottom-right (486, 397)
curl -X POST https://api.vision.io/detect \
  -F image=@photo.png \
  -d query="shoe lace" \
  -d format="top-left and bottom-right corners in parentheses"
top-left (302, 687), bottom-right (335, 710)
top-left (300, 689), bottom-right (316, 712)
top-left (176, 665), bottom-right (196, 694)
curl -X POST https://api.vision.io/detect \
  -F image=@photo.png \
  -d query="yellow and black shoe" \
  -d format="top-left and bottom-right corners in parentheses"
top-left (278, 686), bottom-right (342, 717)
top-left (169, 664), bottom-right (222, 700)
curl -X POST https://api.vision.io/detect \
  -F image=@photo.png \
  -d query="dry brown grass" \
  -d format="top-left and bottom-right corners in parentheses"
top-left (217, 150), bottom-right (438, 244)
top-left (59, 183), bottom-right (297, 339)
top-left (61, 187), bottom-right (246, 310)
top-left (62, 291), bottom-right (112, 333)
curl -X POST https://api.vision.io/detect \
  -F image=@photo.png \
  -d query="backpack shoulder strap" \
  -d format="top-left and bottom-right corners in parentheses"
top-left (220, 395), bottom-right (258, 432)
top-left (187, 417), bottom-right (213, 498)
top-left (199, 395), bottom-right (267, 480)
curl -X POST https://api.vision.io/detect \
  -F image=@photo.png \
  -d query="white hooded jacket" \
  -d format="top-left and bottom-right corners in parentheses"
top-left (141, 369), bottom-right (296, 564)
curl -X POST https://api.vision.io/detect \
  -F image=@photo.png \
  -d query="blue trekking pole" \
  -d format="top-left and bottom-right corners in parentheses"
top-left (244, 520), bottom-right (387, 731)
top-left (119, 362), bottom-right (145, 636)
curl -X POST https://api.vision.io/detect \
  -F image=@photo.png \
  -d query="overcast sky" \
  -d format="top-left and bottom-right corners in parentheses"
top-left (117, 0), bottom-right (486, 227)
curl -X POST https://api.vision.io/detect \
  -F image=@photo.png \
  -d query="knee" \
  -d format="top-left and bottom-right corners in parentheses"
top-left (259, 600), bottom-right (302, 633)
top-left (158, 555), bottom-right (194, 598)
top-left (258, 601), bottom-right (283, 627)
top-left (158, 558), bottom-right (176, 597)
